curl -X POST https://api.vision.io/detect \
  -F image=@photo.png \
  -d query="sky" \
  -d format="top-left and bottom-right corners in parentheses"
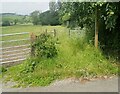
top-left (0, 0), bottom-right (52, 15)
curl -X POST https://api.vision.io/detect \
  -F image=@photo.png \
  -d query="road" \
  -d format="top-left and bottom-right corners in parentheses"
top-left (1, 77), bottom-right (119, 92)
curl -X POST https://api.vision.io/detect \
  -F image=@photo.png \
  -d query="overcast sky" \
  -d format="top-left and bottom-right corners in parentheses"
top-left (1, 0), bottom-right (52, 15)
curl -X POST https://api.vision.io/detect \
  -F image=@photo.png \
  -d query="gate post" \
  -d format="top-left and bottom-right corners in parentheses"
top-left (30, 32), bottom-right (36, 57)
top-left (69, 29), bottom-right (71, 37)
top-left (54, 29), bottom-right (56, 37)
top-left (45, 29), bottom-right (47, 34)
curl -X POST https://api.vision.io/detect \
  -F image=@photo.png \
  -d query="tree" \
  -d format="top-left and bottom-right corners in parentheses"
top-left (22, 16), bottom-right (31, 24)
top-left (56, 0), bottom-right (62, 10)
top-left (59, 2), bottom-right (120, 57)
top-left (39, 10), bottom-right (60, 26)
top-left (14, 19), bottom-right (18, 25)
top-left (49, 1), bottom-right (57, 13)
top-left (2, 20), bottom-right (10, 26)
top-left (30, 11), bottom-right (40, 25)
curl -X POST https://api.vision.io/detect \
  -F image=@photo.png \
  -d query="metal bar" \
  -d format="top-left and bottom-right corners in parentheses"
top-left (1, 58), bottom-right (26, 64)
top-left (1, 51), bottom-right (30, 58)
top-left (1, 48), bottom-right (31, 54)
top-left (0, 55), bottom-right (28, 61)
top-left (1, 38), bottom-right (30, 43)
top-left (0, 32), bottom-right (29, 37)
top-left (0, 44), bottom-right (30, 50)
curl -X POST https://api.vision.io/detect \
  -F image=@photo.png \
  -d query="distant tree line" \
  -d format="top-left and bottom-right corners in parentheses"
top-left (1, 13), bottom-right (31, 26)
top-left (30, 10), bottom-right (60, 26)
top-left (1, 1), bottom-right (61, 26)
top-left (30, 1), bottom-right (61, 26)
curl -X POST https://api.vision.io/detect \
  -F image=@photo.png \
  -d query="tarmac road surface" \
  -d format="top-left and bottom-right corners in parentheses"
top-left (1, 77), bottom-right (119, 92)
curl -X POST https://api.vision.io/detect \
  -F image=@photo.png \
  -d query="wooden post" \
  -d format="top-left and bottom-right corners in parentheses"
top-left (95, 6), bottom-right (99, 48)
top-left (69, 29), bottom-right (71, 37)
top-left (54, 29), bottom-right (56, 37)
top-left (45, 29), bottom-right (47, 34)
top-left (30, 32), bottom-right (36, 57)
top-left (67, 21), bottom-right (69, 27)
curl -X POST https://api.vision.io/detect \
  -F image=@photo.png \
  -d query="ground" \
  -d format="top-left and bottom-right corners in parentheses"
top-left (1, 76), bottom-right (118, 92)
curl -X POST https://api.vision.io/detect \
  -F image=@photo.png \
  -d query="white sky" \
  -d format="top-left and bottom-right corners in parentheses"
top-left (1, 0), bottom-right (119, 15)
top-left (0, 0), bottom-right (54, 15)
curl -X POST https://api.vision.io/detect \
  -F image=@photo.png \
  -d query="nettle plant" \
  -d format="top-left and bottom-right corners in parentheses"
top-left (32, 33), bottom-right (58, 58)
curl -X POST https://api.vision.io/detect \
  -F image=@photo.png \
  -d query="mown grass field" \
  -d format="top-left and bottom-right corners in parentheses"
top-left (1, 25), bottom-right (118, 87)
top-left (1, 25), bottom-right (68, 47)
top-left (2, 15), bottom-right (23, 21)
top-left (1, 25), bottom-right (67, 34)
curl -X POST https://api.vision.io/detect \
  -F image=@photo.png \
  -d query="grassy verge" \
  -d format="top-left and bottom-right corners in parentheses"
top-left (2, 27), bottom-right (118, 87)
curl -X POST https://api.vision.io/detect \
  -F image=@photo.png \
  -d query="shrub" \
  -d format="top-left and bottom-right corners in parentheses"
top-left (32, 33), bottom-right (58, 58)
top-left (0, 66), bottom-right (7, 73)
top-left (2, 20), bottom-right (10, 26)
top-left (21, 57), bottom-right (40, 73)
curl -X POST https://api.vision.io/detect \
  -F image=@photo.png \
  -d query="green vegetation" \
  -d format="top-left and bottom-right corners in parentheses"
top-left (30, 10), bottom-right (60, 26)
top-left (2, 26), bottom-right (118, 87)
top-left (29, 1), bottom-right (60, 26)
top-left (1, 1), bottom-right (119, 88)
top-left (32, 33), bottom-right (58, 58)
top-left (1, 25), bottom-right (67, 47)
top-left (58, 2), bottom-right (120, 60)
top-left (1, 25), bottom-right (66, 34)
top-left (1, 13), bottom-right (31, 26)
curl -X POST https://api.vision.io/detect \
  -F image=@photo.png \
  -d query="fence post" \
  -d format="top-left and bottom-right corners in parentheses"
top-left (54, 29), bottom-right (56, 37)
top-left (30, 32), bottom-right (36, 57)
top-left (45, 29), bottom-right (47, 34)
top-left (69, 29), bottom-right (71, 37)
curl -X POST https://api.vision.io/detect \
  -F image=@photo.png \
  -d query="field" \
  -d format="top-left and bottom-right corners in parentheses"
top-left (2, 15), bottom-right (23, 21)
top-left (1, 25), bottom-right (68, 47)
top-left (1, 25), bottom-right (118, 87)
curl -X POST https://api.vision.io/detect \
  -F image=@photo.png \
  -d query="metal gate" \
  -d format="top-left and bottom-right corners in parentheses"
top-left (0, 32), bottom-right (31, 66)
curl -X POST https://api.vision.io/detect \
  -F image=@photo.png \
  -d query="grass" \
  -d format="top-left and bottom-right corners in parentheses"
top-left (1, 25), bottom-right (118, 87)
top-left (1, 15), bottom-right (24, 24)
top-left (1, 25), bottom-right (67, 34)
top-left (0, 25), bottom-right (68, 47)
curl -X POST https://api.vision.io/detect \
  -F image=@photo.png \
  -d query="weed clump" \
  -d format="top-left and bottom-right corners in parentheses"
top-left (32, 33), bottom-right (58, 58)
top-left (0, 66), bottom-right (7, 73)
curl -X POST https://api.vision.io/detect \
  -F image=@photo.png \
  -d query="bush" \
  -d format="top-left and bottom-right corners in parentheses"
top-left (21, 57), bottom-right (40, 73)
top-left (0, 66), bottom-right (7, 73)
top-left (32, 33), bottom-right (58, 58)
top-left (2, 20), bottom-right (10, 26)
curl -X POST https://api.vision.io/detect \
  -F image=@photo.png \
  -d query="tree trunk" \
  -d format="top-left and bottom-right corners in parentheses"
top-left (30, 33), bottom-right (36, 57)
top-left (67, 21), bottom-right (69, 27)
top-left (95, 6), bottom-right (99, 48)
